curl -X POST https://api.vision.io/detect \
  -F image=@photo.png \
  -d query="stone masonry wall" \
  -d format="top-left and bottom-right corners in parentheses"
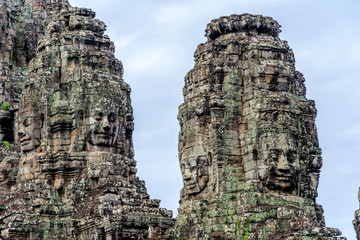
top-left (174, 14), bottom-right (345, 240)
top-left (0, 2), bottom-right (347, 239)
top-left (0, 1), bottom-right (174, 239)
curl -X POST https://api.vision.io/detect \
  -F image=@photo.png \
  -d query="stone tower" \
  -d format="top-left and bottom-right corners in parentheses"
top-left (0, 2), bottom-right (174, 239)
top-left (174, 14), bottom-right (345, 239)
top-left (0, 0), bottom-right (71, 195)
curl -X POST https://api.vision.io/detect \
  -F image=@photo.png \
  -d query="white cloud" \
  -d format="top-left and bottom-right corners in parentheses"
top-left (126, 48), bottom-right (164, 73)
top-left (69, 0), bottom-right (114, 9)
top-left (349, 45), bottom-right (360, 66)
top-left (344, 124), bottom-right (360, 139)
top-left (152, 0), bottom-right (295, 25)
top-left (66, 1), bottom-right (360, 238)
top-left (115, 39), bottom-right (132, 50)
top-left (113, 32), bottom-right (144, 50)
top-left (296, 49), bottom-right (312, 60)
top-left (153, 4), bottom-right (194, 24)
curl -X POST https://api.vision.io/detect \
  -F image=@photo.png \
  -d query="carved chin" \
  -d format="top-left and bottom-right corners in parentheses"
top-left (21, 140), bottom-right (40, 152)
top-left (187, 187), bottom-right (200, 195)
top-left (185, 177), bottom-right (209, 195)
top-left (184, 181), bottom-right (199, 193)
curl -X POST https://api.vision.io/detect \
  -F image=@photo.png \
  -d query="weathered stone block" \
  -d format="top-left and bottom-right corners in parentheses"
top-left (175, 13), bottom-right (344, 240)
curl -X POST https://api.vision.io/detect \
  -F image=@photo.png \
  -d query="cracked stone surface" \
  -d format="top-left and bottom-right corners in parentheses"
top-left (0, 2), bottom-right (346, 239)
top-left (174, 14), bottom-right (345, 240)
top-left (0, 1), bottom-right (174, 239)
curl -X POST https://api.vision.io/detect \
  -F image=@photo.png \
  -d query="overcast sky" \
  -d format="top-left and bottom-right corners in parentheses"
top-left (68, 0), bottom-right (360, 238)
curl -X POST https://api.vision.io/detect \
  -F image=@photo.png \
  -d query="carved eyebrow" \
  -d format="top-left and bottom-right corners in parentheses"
top-left (92, 111), bottom-right (104, 119)
top-left (22, 117), bottom-right (28, 124)
top-left (22, 117), bottom-right (34, 125)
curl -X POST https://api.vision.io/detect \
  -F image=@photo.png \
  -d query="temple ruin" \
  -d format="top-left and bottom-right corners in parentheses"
top-left (174, 14), bottom-right (345, 239)
top-left (0, 0), bottom-right (347, 239)
top-left (0, 1), bottom-right (174, 239)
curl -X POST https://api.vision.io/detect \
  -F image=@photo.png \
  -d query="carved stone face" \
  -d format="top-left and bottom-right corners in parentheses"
top-left (18, 117), bottom-right (41, 152)
top-left (258, 132), bottom-right (300, 192)
top-left (181, 155), bottom-right (209, 195)
top-left (307, 154), bottom-right (322, 199)
top-left (88, 111), bottom-right (119, 147)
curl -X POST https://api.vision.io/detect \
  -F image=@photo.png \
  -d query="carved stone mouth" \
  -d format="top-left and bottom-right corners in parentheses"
top-left (95, 133), bottom-right (111, 139)
top-left (272, 170), bottom-right (293, 179)
top-left (20, 138), bottom-right (31, 145)
top-left (274, 175), bottom-right (292, 181)
top-left (184, 181), bottom-right (196, 189)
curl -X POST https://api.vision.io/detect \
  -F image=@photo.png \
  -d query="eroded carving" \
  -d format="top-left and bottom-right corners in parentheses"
top-left (257, 132), bottom-right (299, 192)
top-left (86, 100), bottom-right (122, 153)
top-left (181, 155), bottom-right (210, 196)
top-left (0, 3), bottom-right (174, 239)
top-left (18, 114), bottom-right (42, 153)
top-left (175, 14), bottom-right (344, 240)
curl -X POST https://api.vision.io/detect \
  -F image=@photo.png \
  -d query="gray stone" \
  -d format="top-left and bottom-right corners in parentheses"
top-left (174, 14), bottom-right (345, 240)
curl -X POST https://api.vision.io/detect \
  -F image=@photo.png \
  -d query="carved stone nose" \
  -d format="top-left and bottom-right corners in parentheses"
top-left (18, 129), bottom-right (25, 138)
top-left (183, 170), bottom-right (192, 180)
top-left (277, 152), bottom-right (290, 171)
top-left (102, 118), bottom-right (110, 130)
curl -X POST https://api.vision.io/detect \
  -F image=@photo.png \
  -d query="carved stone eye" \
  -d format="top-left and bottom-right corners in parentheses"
top-left (23, 119), bottom-right (30, 127)
top-left (23, 118), bottom-right (32, 127)
top-left (287, 151), bottom-right (297, 163)
top-left (108, 113), bottom-right (116, 122)
top-left (95, 112), bottom-right (103, 121)
top-left (270, 149), bottom-right (278, 160)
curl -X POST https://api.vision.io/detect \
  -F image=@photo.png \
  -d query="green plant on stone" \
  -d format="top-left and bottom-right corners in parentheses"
top-left (5, 82), bottom-right (12, 89)
top-left (30, 92), bottom-right (39, 104)
top-left (9, 54), bottom-right (15, 67)
top-left (22, 117), bottom-right (28, 124)
top-left (252, 53), bottom-right (260, 59)
top-left (236, 217), bottom-right (254, 240)
top-left (79, 53), bottom-right (83, 66)
top-left (1, 102), bottom-right (10, 111)
top-left (236, 219), bottom-right (241, 238)
top-left (1, 141), bottom-right (10, 151)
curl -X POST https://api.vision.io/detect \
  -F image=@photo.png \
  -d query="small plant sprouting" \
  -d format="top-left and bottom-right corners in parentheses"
top-left (22, 117), bottom-right (28, 124)
top-left (236, 217), bottom-right (254, 240)
top-left (1, 141), bottom-right (10, 151)
top-left (9, 54), bottom-right (15, 67)
top-left (1, 102), bottom-right (10, 111)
